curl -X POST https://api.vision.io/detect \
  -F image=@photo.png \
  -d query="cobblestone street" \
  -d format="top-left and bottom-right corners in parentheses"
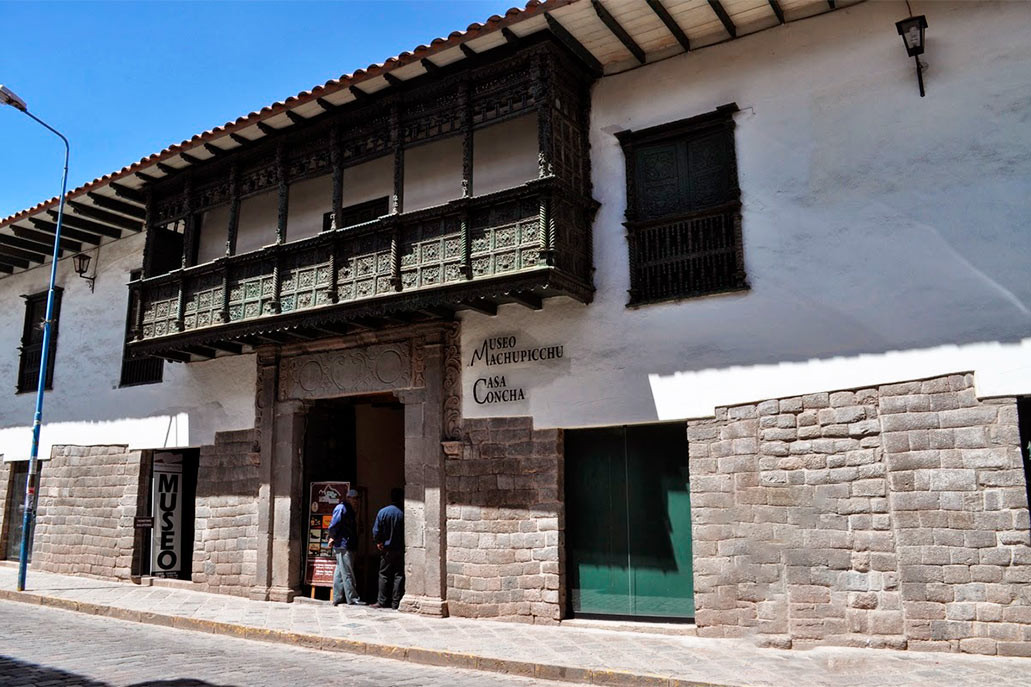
top-left (0, 601), bottom-right (573, 687)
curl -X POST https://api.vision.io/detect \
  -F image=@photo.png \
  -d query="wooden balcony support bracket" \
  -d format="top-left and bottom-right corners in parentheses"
top-left (646, 0), bottom-right (691, 52)
top-left (208, 341), bottom-right (244, 355)
top-left (276, 143), bottom-right (288, 244)
top-left (184, 345), bottom-right (217, 360)
top-left (158, 351), bottom-right (192, 364)
top-left (463, 298), bottom-right (498, 317)
top-left (509, 292), bottom-right (543, 311)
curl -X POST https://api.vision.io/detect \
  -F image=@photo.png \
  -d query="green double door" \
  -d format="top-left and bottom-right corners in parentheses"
top-left (566, 423), bottom-right (694, 620)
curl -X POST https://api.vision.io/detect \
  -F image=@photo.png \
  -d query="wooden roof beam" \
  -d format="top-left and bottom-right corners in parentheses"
top-left (28, 218), bottom-right (102, 245)
top-left (155, 162), bottom-right (178, 175)
top-left (421, 58), bottom-right (440, 73)
top-left (284, 110), bottom-right (306, 126)
top-left (382, 72), bottom-right (404, 88)
top-left (544, 13), bottom-right (603, 75)
top-left (67, 201), bottom-right (142, 231)
top-left (316, 98), bottom-right (336, 112)
top-left (0, 262), bottom-right (13, 274)
top-left (50, 210), bottom-right (123, 239)
top-left (11, 226), bottom-right (82, 253)
top-left (135, 171), bottom-right (160, 184)
top-left (708, 0), bottom-right (737, 39)
top-left (767, 0), bottom-right (785, 23)
top-left (501, 27), bottom-right (520, 44)
top-left (203, 143), bottom-right (227, 158)
top-left (86, 192), bottom-right (146, 220)
top-left (592, 0), bottom-right (645, 64)
top-left (229, 133), bottom-right (251, 146)
top-left (349, 85), bottom-right (369, 100)
top-left (646, 0), bottom-right (691, 52)
top-left (459, 43), bottom-right (478, 59)
top-left (108, 181), bottom-right (146, 204)
top-left (179, 152), bottom-right (204, 166)
top-left (0, 247), bottom-right (37, 267)
top-left (828, 1), bottom-right (836, 8)
top-left (256, 121), bottom-right (277, 136)
top-left (0, 253), bottom-right (30, 269)
top-left (0, 237), bottom-right (48, 262)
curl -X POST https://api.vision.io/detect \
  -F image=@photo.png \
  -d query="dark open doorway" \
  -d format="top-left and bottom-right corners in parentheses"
top-left (301, 395), bottom-right (405, 600)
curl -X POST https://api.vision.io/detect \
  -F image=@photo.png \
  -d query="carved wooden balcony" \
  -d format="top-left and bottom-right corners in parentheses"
top-left (127, 177), bottom-right (594, 359)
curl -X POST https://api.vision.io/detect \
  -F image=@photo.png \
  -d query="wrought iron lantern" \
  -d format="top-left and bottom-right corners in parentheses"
top-left (896, 15), bottom-right (928, 96)
top-left (73, 252), bottom-right (95, 292)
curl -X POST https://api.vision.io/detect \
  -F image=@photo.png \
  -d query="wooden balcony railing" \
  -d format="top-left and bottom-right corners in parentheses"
top-left (128, 178), bottom-right (594, 357)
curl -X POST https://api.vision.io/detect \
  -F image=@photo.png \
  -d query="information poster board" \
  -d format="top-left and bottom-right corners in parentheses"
top-left (305, 481), bottom-right (350, 587)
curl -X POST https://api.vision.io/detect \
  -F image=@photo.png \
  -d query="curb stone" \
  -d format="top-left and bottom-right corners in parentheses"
top-left (0, 588), bottom-right (733, 687)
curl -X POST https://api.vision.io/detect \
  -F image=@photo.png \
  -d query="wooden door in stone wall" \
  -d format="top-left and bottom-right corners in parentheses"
top-left (565, 423), bottom-right (694, 620)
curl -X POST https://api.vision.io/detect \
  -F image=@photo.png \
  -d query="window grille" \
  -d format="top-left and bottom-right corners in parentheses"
top-left (17, 289), bottom-right (61, 393)
top-left (617, 104), bottom-right (747, 305)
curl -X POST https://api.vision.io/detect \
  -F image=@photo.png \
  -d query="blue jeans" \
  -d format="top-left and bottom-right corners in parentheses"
top-left (333, 548), bottom-right (358, 604)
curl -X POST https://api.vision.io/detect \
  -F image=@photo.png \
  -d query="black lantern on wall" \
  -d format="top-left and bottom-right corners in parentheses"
top-left (73, 252), bottom-right (95, 292)
top-left (896, 15), bottom-right (928, 96)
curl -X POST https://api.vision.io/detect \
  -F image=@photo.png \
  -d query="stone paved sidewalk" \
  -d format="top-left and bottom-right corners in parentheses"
top-left (1, 565), bottom-right (1028, 687)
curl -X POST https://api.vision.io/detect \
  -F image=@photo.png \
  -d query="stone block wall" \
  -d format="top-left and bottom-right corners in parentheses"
top-left (445, 416), bottom-right (564, 624)
top-left (688, 374), bottom-right (1031, 655)
top-left (33, 445), bottom-right (142, 579)
top-left (191, 429), bottom-right (260, 596)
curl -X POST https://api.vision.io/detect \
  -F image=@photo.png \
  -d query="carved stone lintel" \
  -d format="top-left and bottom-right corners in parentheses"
top-left (279, 342), bottom-right (415, 401)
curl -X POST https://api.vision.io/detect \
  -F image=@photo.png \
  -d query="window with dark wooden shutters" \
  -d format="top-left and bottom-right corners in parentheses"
top-left (120, 269), bottom-right (164, 387)
top-left (618, 104), bottom-right (747, 305)
top-left (17, 289), bottom-right (62, 393)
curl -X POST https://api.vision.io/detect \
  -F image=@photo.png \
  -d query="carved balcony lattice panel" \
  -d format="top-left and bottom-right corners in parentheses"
top-left (398, 215), bottom-right (465, 291)
top-left (129, 180), bottom-right (595, 358)
top-left (469, 197), bottom-right (542, 278)
top-left (280, 247), bottom-right (333, 313)
top-left (140, 282), bottom-right (180, 339)
top-left (183, 272), bottom-right (224, 331)
top-left (228, 260), bottom-right (277, 322)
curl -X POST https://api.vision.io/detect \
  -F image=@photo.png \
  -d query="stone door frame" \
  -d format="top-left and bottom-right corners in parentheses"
top-left (250, 322), bottom-right (461, 616)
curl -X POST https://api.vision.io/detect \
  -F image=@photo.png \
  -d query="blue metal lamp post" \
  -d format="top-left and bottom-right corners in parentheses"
top-left (0, 84), bottom-right (70, 592)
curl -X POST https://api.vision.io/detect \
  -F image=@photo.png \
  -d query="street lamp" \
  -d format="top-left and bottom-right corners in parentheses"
top-left (0, 84), bottom-right (70, 592)
top-left (896, 14), bottom-right (928, 97)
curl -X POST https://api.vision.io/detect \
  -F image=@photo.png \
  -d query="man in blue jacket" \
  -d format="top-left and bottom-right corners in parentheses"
top-left (371, 487), bottom-right (404, 609)
top-left (327, 488), bottom-right (363, 606)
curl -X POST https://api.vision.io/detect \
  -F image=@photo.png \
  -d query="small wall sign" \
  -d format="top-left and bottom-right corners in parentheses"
top-left (467, 335), bottom-right (564, 405)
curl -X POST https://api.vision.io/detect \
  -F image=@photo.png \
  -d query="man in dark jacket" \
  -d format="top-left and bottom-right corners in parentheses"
top-left (371, 487), bottom-right (404, 609)
top-left (327, 488), bottom-right (363, 606)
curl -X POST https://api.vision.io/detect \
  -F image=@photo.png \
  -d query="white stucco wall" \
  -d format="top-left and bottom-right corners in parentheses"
top-left (196, 203), bottom-right (230, 265)
top-left (0, 232), bottom-right (255, 462)
top-left (404, 137), bottom-right (464, 212)
top-left (461, 0), bottom-right (1031, 426)
top-left (236, 190), bottom-right (277, 255)
top-left (473, 114), bottom-right (539, 196)
top-left (287, 174), bottom-right (331, 241)
top-left (342, 155), bottom-right (392, 208)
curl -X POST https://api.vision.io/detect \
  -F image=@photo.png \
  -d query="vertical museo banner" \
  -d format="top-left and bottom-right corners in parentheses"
top-left (151, 452), bottom-right (183, 576)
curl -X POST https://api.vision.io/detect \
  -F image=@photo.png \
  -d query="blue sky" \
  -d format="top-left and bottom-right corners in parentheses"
top-left (0, 1), bottom-right (506, 218)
